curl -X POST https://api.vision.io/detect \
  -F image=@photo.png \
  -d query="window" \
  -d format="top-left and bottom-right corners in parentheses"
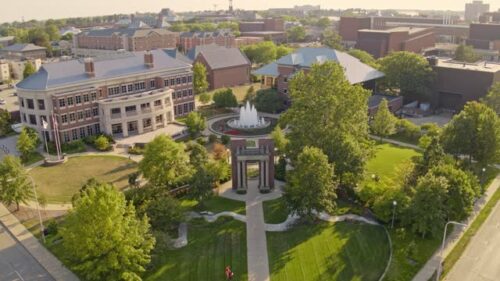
top-left (284, 77), bottom-right (288, 82)
top-left (174, 106), bottom-right (178, 116)
top-left (87, 125), bottom-right (93, 136)
top-left (108, 87), bottom-right (120, 96)
top-left (141, 103), bottom-right (150, 110)
top-left (63, 132), bottom-right (70, 142)
top-left (183, 103), bottom-right (188, 112)
top-left (188, 76), bottom-right (192, 83)
top-left (112, 124), bottom-right (122, 134)
top-left (128, 84), bottom-right (133, 92)
top-left (164, 79), bottom-right (169, 87)
top-left (27, 99), bottom-right (34, 109)
top-left (121, 85), bottom-right (127, 93)
top-left (67, 97), bottom-right (74, 106)
top-left (182, 77), bottom-right (187, 84)
top-left (134, 82), bottom-right (145, 91)
top-left (20, 98), bottom-right (24, 107)
top-left (176, 78), bottom-right (181, 84)
top-left (94, 124), bottom-right (101, 134)
top-left (177, 104), bottom-right (183, 115)
top-left (154, 100), bottom-right (162, 107)
top-left (150, 80), bottom-right (156, 88)
top-left (143, 118), bottom-right (152, 128)
top-left (283, 89), bottom-right (288, 94)
top-left (69, 113), bottom-right (76, 122)
top-left (188, 89), bottom-right (193, 96)
top-left (176, 91), bottom-right (182, 99)
top-left (61, 114), bottom-right (68, 123)
top-left (155, 115), bottom-right (163, 123)
top-left (75, 96), bottom-right (82, 104)
top-left (85, 109), bottom-right (92, 118)
top-left (91, 92), bottom-right (97, 101)
top-left (170, 78), bottom-right (175, 85)
top-left (171, 92), bottom-right (176, 100)
top-left (125, 105), bottom-right (136, 112)
top-left (111, 108), bottom-right (121, 115)
top-left (189, 102), bottom-right (194, 111)
top-left (92, 108), bottom-right (99, 116)
top-left (77, 111), bottom-right (84, 120)
top-left (59, 98), bottom-right (66, 107)
top-left (40, 115), bottom-right (47, 125)
top-left (182, 90), bottom-right (187, 97)
top-left (83, 94), bottom-right (89, 102)
top-left (37, 99), bottom-right (45, 110)
top-left (79, 127), bottom-right (86, 138)
top-left (22, 114), bottom-right (26, 122)
top-left (72, 129), bottom-right (78, 140)
top-left (29, 114), bottom-right (37, 125)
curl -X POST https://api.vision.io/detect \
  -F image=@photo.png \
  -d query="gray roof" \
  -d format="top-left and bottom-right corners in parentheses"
top-left (17, 49), bottom-right (191, 91)
top-left (180, 30), bottom-right (233, 39)
top-left (368, 94), bottom-right (402, 108)
top-left (188, 45), bottom-right (250, 70)
top-left (163, 48), bottom-right (192, 64)
top-left (254, 47), bottom-right (384, 84)
top-left (80, 28), bottom-right (175, 38)
top-left (0, 36), bottom-right (15, 42)
top-left (1, 43), bottom-right (46, 52)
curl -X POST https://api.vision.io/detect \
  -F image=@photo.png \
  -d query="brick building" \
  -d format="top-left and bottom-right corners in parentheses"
top-left (74, 28), bottom-right (178, 51)
top-left (0, 43), bottom-right (46, 60)
top-left (16, 50), bottom-right (195, 142)
top-left (465, 1), bottom-right (490, 22)
top-left (466, 23), bottom-right (500, 51)
top-left (239, 18), bottom-right (286, 42)
top-left (356, 27), bottom-right (435, 58)
top-left (188, 45), bottom-right (250, 90)
top-left (178, 30), bottom-right (235, 51)
top-left (429, 57), bottom-right (500, 110)
top-left (338, 16), bottom-right (372, 46)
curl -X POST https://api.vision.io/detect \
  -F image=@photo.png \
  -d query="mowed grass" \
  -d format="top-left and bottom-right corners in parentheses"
top-left (268, 222), bottom-right (390, 281)
top-left (30, 155), bottom-right (138, 203)
top-left (364, 143), bottom-right (420, 183)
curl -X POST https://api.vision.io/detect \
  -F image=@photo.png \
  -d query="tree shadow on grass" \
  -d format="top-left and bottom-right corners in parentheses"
top-left (102, 163), bottom-right (137, 176)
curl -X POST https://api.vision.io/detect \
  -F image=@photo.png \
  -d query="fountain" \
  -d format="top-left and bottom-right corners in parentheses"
top-left (227, 101), bottom-right (270, 129)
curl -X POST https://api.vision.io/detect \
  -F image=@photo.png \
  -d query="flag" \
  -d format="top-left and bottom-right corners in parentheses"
top-left (42, 119), bottom-right (48, 130)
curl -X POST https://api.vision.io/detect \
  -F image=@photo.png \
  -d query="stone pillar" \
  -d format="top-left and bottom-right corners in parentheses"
top-left (242, 161), bottom-right (247, 189)
top-left (122, 122), bottom-right (129, 137)
top-left (138, 119), bottom-right (144, 134)
top-left (237, 161), bottom-right (241, 188)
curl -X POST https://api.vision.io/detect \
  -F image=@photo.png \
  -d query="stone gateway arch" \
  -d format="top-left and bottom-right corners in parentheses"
top-left (230, 139), bottom-right (275, 193)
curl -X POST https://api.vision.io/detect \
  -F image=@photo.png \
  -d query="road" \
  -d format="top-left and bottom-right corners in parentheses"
top-left (445, 200), bottom-right (500, 281)
top-left (0, 223), bottom-right (54, 281)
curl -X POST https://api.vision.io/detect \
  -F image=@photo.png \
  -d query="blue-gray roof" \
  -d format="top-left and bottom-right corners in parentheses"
top-left (254, 47), bottom-right (385, 84)
top-left (187, 44), bottom-right (250, 70)
top-left (1, 43), bottom-right (46, 52)
top-left (163, 48), bottom-right (192, 64)
top-left (17, 49), bottom-right (191, 90)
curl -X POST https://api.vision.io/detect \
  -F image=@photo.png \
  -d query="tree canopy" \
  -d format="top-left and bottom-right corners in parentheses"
top-left (60, 182), bottom-right (155, 281)
top-left (0, 108), bottom-right (12, 136)
top-left (241, 41), bottom-right (293, 64)
top-left (348, 49), bottom-right (378, 68)
top-left (371, 98), bottom-right (397, 139)
top-left (213, 88), bottom-right (237, 108)
top-left (254, 89), bottom-right (286, 113)
top-left (23, 61), bottom-right (36, 79)
top-left (287, 26), bottom-right (306, 42)
top-left (0, 156), bottom-right (33, 210)
top-left (321, 29), bottom-right (344, 50)
top-left (454, 44), bottom-right (480, 63)
top-left (16, 127), bottom-right (39, 162)
top-left (193, 62), bottom-right (209, 95)
top-left (184, 111), bottom-right (206, 138)
top-left (482, 82), bottom-right (500, 115)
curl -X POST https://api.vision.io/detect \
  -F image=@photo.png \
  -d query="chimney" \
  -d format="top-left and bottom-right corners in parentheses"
top-left (84, 57), bottom-right (95, 77)
top-left (144, 51), bottom-right (154, 68)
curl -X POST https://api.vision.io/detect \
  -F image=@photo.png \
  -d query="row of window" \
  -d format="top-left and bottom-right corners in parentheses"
top-left (108, 81), bottom-right (151, 96)
top-left (20, 98), bottom-right (45, 110)
top-left (164, 76), bottom-right (192, 87)
top-left (22, 113), bottom-right (47, 126)
top-left (62, 124), bottom-right (101, 142)
top-left (172, 89), bottom-right (193, 100)
top-left (173, 102), bottom-right (195, 116)
top-left (58, 92), bottom-right (97, 108)
top-left (60, 108), bottom-right (99, 124)
top-left (110, 99), bottom-right (167, 115)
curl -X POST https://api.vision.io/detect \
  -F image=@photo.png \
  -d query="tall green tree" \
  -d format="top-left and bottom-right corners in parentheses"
top-left (371, 98), bottom-right (397, 140)
top-left (253, 89), bottom-right (285, 113)
top-left (0, 156), bottom-right (33, 211)
top-left (379, 51), bottom-right (434, 101)
top-left (284, 146), bottom-right (337, 221)
top-left (184, 111), bottom-right (206, 138)
top-left (481, 82), bottom-right (500, 115)
top-left (454, 44), bottom-right (479, 63)
top-left (271, 125), bottom-right (288, 156)
top-left (60, 183), bottom-right (155, 281)
top-left (213, 88), bottom-right (237, 108)
top-left (139, 135), bottom-right (193, 188)
top-left (287, 26), bottom-right (306, 42)
top-left (282, 61), bottom-right (372, 184)
top-left (408, 174), bottom-right (449, 238)
top-left (321, 29), bottom-right (344, 50)
top-left (441, 102), bottom-right (500, 165)
top-left (146, 195), bottom-right (184, 233)
top-left (198, 92), bottom-right (211, 105)
top-left (276, 45), bottom-right (294, 59)
top-left (187, 141), bottom-right (209, 169)
top-left (316, 17), bottom-right (331, 28)
top-left (348, 49), bottom-right (378, 68)
top-left (193, 62), bottom-right (209, 94)
top-left (241, 41), bottom-right (278, 64)
top-left (23, 61), bottom-right (36, 79)
top-left (16, 127), bottom-right (38, 162)
top-left (45, 23), bottom-right (60, 41)
top-left (0, 108), bottom-right (12, 136)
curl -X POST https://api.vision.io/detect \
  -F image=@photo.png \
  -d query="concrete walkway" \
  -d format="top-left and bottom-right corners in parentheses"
top-left (0, 203), bottom-right (79, 281)
top-left (246, 181), bottom-right (270, 281)
top-left (412, 175), bottom-right (500, 281)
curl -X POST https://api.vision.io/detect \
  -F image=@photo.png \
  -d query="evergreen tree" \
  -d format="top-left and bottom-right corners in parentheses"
top-left (371, 98), bottom-right (397, 140)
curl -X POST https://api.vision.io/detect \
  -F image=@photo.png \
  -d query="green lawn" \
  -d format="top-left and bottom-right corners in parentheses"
top-left (30, 155), bottom-right (138, 203)
top-left (267, 222), bottom-right (390, 281)
top-left (181, 196), bottom-right (246, 215)
top-left (365, 143), bottom-right (420, 183)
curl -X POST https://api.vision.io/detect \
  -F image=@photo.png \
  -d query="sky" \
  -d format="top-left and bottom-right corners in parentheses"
top-left (0, 0), bottom-right (498, 23)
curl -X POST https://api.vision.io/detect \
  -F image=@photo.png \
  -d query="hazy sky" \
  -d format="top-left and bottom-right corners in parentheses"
top-left (0, 0), bottom-right (498, 23)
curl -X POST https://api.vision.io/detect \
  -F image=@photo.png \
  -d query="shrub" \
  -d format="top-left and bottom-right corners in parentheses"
top-left (128, 145), bottom-right (144, 155)
top-left (254, 88), bottom-right (286, 113)
top-left (94, 135), bottom-right (111, 151)
top-left (48, 140), bottom-right (86, 154)
top-left (208, 134), bottom-right (218, 143)
top-left (275, 157), bottom-right (286, 181)
top-left (196, 137), bottom-right (207, 145)
top-left (212, 88), bottom-right (237, 108)
top-left (46, 220), bottom-right (58, 235)
top-left (221, 134), bottom-right (231, 145)
top-left (394, 119), bottom-right (421, 143)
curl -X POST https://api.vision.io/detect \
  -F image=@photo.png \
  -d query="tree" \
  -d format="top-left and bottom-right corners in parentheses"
top-left (185, 111), bottom-right (206, 138)
top-left (287, 26), bottom-right (306, 42)
top-left (187, 141), bottom-right (209, 168)
top-left (23, 61), bottom-right (35, 79)
top-left (0, 108), bottom-right (12, 136)
top-left (348, 49), bottom-right (378, 68)
top-left (284, 146), bottom-right (337, 221)
top-left (146, 195), bottom-right (184, 233)
top-left (415, 137), bottom-right (447, 177)
top-left (316, 17), bottom-right (331, 28)
top-left (212, 143), bottom-right (228, 161)
top-left (94, 135), bottom-right (110, 151)
top-left (198, 92), bottom-right (211, 105)
top-left (243, 85), bottom-right (256, 103)
top-left (254, 89), bottom-right (285, 113)
top-left (241, 41), bottom-right (277, 64)
top-left (60, 183), bottom-right (155, 281)
top-left (371, 98), bottom-right (397, 140)
top-left (430, 164), bottom-right (480, 221)
top-left (379, 52), bottom-right (434, 101)
top-left (45, 23), bottom-right (60, 41)
top-left (408, 174), bottom-right (449, 238)
top-left (282, 61), bottom-right (372, 184)
top-left (212, 88), bottom-right (237, 108)
top-left (271, 125), bottom-right (288, 156)
top-left (322, 29), bottom-right (344, 50)
top-left (441, 102), bottom-right (500, 165)
top-left (482, 82), bottom-right (500, 115)
top-left (276, 45), bottom-right (293, 59)
top-left (0, 156), bottom-right (33, 211)
top-left (454, 44), bottom-right (479, 63)
top-left (139, 135), bottom-right (193, 188)
top-left (16, 127), bottom-right (38, 162)
top-left (189, 165), bottom-right (216, 202)
top-left (193, 62), bottom-right (209, 94)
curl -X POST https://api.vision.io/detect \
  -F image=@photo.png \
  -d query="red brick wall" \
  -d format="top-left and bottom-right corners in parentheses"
top-left (339, 17), bottom-right (372, 42)
top-left (195, 54), bottom-right (250, 90)
top-left (403, 31), bottom-right (435, 53)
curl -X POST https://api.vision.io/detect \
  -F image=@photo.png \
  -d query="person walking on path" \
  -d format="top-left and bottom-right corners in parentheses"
top-left (225, 265), bottom-right (234, 280)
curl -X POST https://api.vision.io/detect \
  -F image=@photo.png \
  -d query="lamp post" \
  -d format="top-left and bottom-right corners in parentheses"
top-left (481, 167), bottom-right (486, 186)
top-left (391, 200), bottom-right (397, 229)
top-left (436, 221), bottom-right (467, 281)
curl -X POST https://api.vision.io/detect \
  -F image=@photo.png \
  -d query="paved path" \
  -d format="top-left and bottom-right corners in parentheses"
top-left (412, 175), bottom-right (500, 281)
top-left (245, 181), bottom-right (270, 281)
top-left (0, 204), bottom-right (79, 281)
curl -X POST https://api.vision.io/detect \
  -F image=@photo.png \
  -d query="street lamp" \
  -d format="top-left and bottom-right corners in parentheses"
top-left (391, 200), bottom-right (397, 229)
top-left (436, 221), bottom-right (467, 281)
top-left (481, 167), bottom-right (486, 186)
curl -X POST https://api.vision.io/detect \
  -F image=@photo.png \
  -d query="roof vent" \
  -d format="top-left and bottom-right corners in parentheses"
top-left (144, 51), bottom-right (154, 68)
top-left (84, 57), bottom-right (95, 77)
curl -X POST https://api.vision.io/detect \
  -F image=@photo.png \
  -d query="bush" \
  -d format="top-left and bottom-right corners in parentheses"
top-left (83, 135), bottom-right (97, 146)
top-left (46, 220), bottom-right (58, 235)
top-left (196, 137), bottom-right (207, 145)
top-left (275, 157), bottom-right (286, 181)
top-left (213, 88), bottom-right (237, 108)
top-left (48, 140), bottom-right (86, 154)
top-left (94, 135), bottom-right (111, 151)
top-left (128, 145), bottom-right (144, 155)
top-left (394, 119), bottom-right (421, 143)
top-left (208, 134), bottom-right (218, 143)
top-left (221, 135), bottom-right (231, 145)
top-left (254, 88), bottom-right (286, 113)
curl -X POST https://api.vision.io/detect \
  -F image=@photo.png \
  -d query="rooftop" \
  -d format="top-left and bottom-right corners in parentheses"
top-left (434, 59), bottom-right (500, 73)
top-left (1, 43), bottom-right (46, 52)
top-left (192, 45), bottom-right (250, 70)
top-left (358, 27), bottom-right (430, 34)
top-left (16, 49), bottom-right (191, 91)
top-left (80, 28), bottom-right (175, 37)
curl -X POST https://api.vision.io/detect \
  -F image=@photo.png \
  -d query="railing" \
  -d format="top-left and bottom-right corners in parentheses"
top-left (142, 108), bottom-right (152, 114)
top-left (154, 105), bottom-right (163, 111)
top-left (236, 148), bottom-right (268, 156)
top-left (110, 113), bottom-right (121, 119)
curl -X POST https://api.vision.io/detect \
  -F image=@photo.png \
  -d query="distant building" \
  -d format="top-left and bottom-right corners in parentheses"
top-left (16, 50), bottom-right (195, 143)
top-left (0, 43), bottom-right (47, 60)
top-left (239, 18), bottom-right (286, 43)
top-left (178, 30), bottom-right (235, 51)
top-left (0, 60), bottom-right (10, 82)
top-left (0, 36), bottom-right (15, 47)
top-left (368, 94), bottom-right (404, 116)
top-left (9, 59), bottom-right (42, 80)
top-left (293, 5), bottom-right (321, 12)
top-left (233, 36), bottom-right (264, 48)
top-left (74, 28), bottom-right (178, 52)
top-left (338, 17), bottom-right (372, 46)
top-left (253, 47), bottom-right (384, 101)
top-left (466, 23), bottom-right (500, 51)
top-left (159, 8), bottom-right (182, 22)
top-left (60, 27), bottom-right (82, 37)
top-left (429, 57), bottom-right (500, 110)
top-left (188, 45), bottom-right (251, 90)
top-left (465, 1), bottom-right (490, 22)
top-left (479, 9), bottom-right (500, 23)
top-left (356, 27), bottom-right (435, 58)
